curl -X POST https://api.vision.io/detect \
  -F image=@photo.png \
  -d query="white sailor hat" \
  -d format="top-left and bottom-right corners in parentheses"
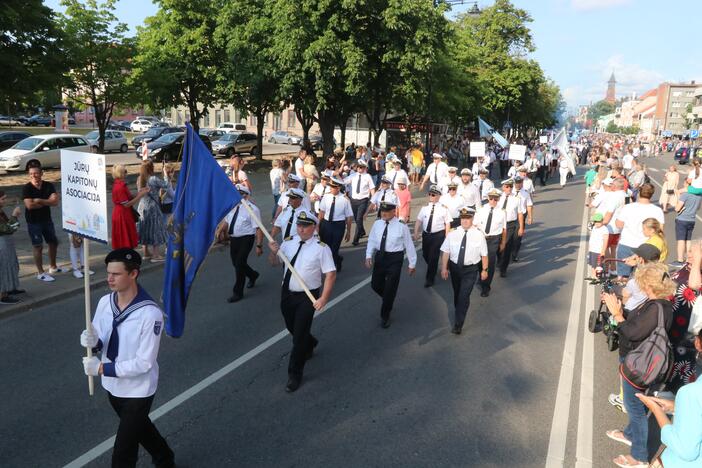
top-left (460, 168), bottom-right (471, 175)
top-left (295, 210), bottom-right (318, 226)
top-left (357, 159), bottom-right (369, 167)
top-left (236, 184), bottom-right (250, 195)
top-left (432, 152), bottom-right (443, 159)
top-left (287, 174), bottom-right (301, 183)
top-left (287, 188), bottom-right (305, 199)
top-left (501, 178), bottom-right (514, 186)
top-left (458, 207), bottom-right (476, 218)
top-left (448, 166), bottom-right (458, 173)
top-left (428, 184), bottom-right (442, 195)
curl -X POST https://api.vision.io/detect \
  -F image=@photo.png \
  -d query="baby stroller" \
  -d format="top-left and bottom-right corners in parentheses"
top-left (586, 258), bottom-right (625, 351)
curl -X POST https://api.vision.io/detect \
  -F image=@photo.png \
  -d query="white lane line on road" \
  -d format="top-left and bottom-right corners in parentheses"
top-left (647, 167), bottom-right (659, 172)
top-left (545, 203), bottom-right (588, 468)
top-left (63, 275), bottom-right (373, 468)
top-left (575, 282), bottom-right (595, 468)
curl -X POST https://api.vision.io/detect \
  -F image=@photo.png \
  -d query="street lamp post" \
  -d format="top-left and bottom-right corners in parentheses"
top-left (425, 0), bottom-right (480, 155)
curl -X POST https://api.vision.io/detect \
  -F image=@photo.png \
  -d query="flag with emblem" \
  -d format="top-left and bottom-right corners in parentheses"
top-left (163, 123), bottom-right (242, 337)
top-left (478, 117), bottom-right (509, 148)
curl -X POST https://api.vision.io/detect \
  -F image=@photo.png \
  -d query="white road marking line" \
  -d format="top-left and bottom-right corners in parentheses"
top-left (545, 203), bottom-right (588, 468)
top-left (63, 275), bottom-right (373, 468)
top-left (575, 282), bottom-right (595, 468)
top-left (647, 167), bottom-right (659, 172)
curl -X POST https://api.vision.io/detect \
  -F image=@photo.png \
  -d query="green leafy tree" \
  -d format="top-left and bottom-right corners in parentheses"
top-left (60, 0), bottom-right (133, 153)
top-left (216, 0), bottom-right (284, 159)
top-left (0, 0), bottom-right (66, 116)
top-left (588, 100), bottom-right (615, 122)
top-left (131, 0), bottom-right (223, 133)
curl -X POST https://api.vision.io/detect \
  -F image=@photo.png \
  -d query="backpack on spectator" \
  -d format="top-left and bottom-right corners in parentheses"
top-left (619, 302), bottom-right (674, 390)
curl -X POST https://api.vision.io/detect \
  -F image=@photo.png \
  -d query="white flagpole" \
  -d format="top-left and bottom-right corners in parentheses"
top-left (237, 199), bottom-right (317, 305)
top-left (83, 239), bottom-right (94, 396)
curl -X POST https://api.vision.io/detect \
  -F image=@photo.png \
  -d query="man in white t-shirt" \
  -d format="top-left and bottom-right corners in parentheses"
top-left (294, 149), bottom-right (310, 191)
top-left (614, 183), bottom-right (664, 278)
top-left (622, 152), bottom-right (634, 171)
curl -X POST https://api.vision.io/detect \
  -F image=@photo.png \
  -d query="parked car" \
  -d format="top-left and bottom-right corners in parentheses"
top-left (304, 134), bottom-right (337, 150)
top-left (136, 133), bottom-right (185, 162)
top-left (268, 130), bottom-right (301, 145)
top-left (27, 115), bottom-right (53, 126)
top-left (85, 130), bottom-right (129, 153)
top-left (212, 132), bottom-right (258, 157)
top-left (107, 120), bottom-right (131, 131)
top-left (199, 134), bottom-right (213, 154)
top-left (199, 128), bottom-right (226, 140)
top-left (0, 115), bottom-right (20, 126)
top-left (131, 126), bottom-right (181, 148)
top-left (0, 134), bottom-right (90, 171)
top-left (0, 131), bottom-right (32, 151)
top-left (217, 122), bottom-right (247, 133)
top-left (675, 147), bottom-right (691, 164)
top-left (130, 119), bottom-right (154, 133)
top-left (16, 116), bottom-right (30, 125)
top-left (67, 116), bottom-right (76, 125)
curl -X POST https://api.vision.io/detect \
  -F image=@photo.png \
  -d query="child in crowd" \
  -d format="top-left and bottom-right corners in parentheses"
top-left (642, 217), bottom-right (668, 262)
top-left (588, 212), bottom-right (609, 276)
top-left (395, 177), bottom-right (412, 223)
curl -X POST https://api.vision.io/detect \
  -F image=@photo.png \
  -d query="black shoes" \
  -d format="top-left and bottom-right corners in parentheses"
top-left (499, 271), bottom-right (507, 278)
top-left (423, 280), bottom-right (434, 288)
top-left (0, 296), bottom-right (21, 305)
top-left (381, 318), bottom-right (391, 328)
top-left (512, 256), bottom-right (519, 263)
top-left (247, 271), bottom-right (259, 288)
top-left (227, 294), bottom-right (243, 303)
top-left (8, 289), bottom-right (25, 295)
top-left (286, 376), bottom-right (301, 393)
top-left (451, 325), bottom-right (462, 335)
top-left (480, 289), bottom-right (490, 297)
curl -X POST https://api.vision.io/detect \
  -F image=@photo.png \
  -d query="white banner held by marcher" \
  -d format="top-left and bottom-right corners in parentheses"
top-left (539, 136), bottom-right (548, 144)
top-left (61, 149), bottom-right (108, 396)
top-left (61, 150), bottom-right (108, 243)
top-left (469, 141), bottom-right (486, 158)
top-left (508, 144), bottom-right (526, 161)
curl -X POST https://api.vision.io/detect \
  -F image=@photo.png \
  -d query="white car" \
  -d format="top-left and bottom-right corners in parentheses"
top-left (0, 115), bottom-right (20, 126)
top-left (85, 130), bottom-right (129, 153)
top-left (217, 122), bottom-right (247, 133)
top-left (0, 134), bottom-right (90, 172)
top-left (268, 130), bottom-right (301, 145)
top-left (130, 119), bottom-right (154, 133)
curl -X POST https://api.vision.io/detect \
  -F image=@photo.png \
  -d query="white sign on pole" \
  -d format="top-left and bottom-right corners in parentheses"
top-left (61, 150), bottom-right (109, 244)
top-left (508, 144), bottom-right (527, 161)
top-left (469, 141), bottom-right (486, 157)
top-left (539, 136), bottom-right (548, 144)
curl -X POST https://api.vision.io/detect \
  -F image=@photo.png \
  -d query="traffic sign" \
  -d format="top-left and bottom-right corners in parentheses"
top-left (691, 129), bottom-right (699, 139)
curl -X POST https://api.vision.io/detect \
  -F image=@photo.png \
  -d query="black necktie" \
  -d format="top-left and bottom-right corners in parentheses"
top-left (392, 172), bottom-right (397, 185)
top-left (457, 230), bottom-right (467, 266)
top-left (380, 220), bottom-right (389, 253)
top-left (282, 240), bottom-right (305, 291)
top-left (485, 207), bottom-right (493, 234)
top-left (502, 196), bottom-right (508, 210)
top-left (228, 206), bottom-right (240, 235)
top-left (426, 204), bottom-right (435, 233)
top-left (284, 207), bottom-right (295, 238)
top-left (479, 180), bottom-right (484, 196)
top-left (381, 191), bottom-right (386, 202)
top-left (431, 166), bottom-right (437, 183)
top-left (328, 196), bottom-right (335, 221)
top-left (356, 174), bottom-right (362, 194)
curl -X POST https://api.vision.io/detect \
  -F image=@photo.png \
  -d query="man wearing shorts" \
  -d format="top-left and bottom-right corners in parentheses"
top-left (408, 145), bottom-right (424, 185)
top-left (22, 161), bottom-right (62, 282)
top-left (672, 190), bottom-right (702, 266)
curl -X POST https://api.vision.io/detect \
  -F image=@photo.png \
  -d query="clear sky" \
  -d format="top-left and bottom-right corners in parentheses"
top-left (44, 0), bottom-right (702, 112)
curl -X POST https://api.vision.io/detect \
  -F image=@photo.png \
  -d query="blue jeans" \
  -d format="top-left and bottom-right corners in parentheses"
top-left (272, 194), bottom-right (280, 219)
top-left (621, 366), bottom-right (649, 462)
top-left (616, 244), bottom-right (636, 277)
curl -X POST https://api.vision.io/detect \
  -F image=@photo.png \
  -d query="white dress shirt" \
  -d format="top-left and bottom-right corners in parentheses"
top-left (225, 201), bottom-right (260, 237)
top-left (371, 188), bottom-right (399, 207)
top-left (425, 161), bottom-right (449, 187)
top-left (278, 191), bottom-right (312, 211)
top-left (310, 182), bottom-right (330, 212)
top-left (318, 193), bottom-right (353, 221)
top-left (522, 177), bottom-right (535, 194)
top-left (416, 203), bottom-right (451, 233)
top-left (516, 188), bottom-right (533, 215)
top-left (365, 217), bottom-right (417, 268)
top-left (473, 177), bottom-right (495, 200)
top-left (498, 193), bottom-right (525, 222)
top-left (386, 169), bottom-right (409, 189)
top-left (439, 193), bottom-right (465, 219)
top-left (344, 172), bottom-right (375, 199)
top-left (474, 204), bottom-right (507, 237)
top-left (274, 205), bottom-right (302, 239)
top-left (525, 158), bottom-right (540, 173)
top-left (440, 226), bottom-right (488, 266)
top-left (458, 183), bottom-right (481, 208)
top-left (279, 236), bottom-right (336, 291)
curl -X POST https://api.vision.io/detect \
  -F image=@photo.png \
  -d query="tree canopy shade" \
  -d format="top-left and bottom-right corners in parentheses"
top-left (60, 0), bottom-right (133, 153)
top-left (131, 0), bottom-right (223, 133)
top-left (0, 0), bottom-right (66, 113)
top-left (215, 0), bottom-right (284, 159)
top-left (588, 100), bottom-right (616, 122)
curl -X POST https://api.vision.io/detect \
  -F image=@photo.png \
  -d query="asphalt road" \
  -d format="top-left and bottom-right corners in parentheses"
top-left (1, 159), bottom-right (680, 468)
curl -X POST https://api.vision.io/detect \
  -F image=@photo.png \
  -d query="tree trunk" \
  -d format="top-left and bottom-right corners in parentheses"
top-left (187, 99), bottom-right (200, 134)
top-left (295, 108), bottom-right (314, 146)
top-left (317, 108), bottom-right (336, 158)
top-left (255, 109), bottom-right (265, 160)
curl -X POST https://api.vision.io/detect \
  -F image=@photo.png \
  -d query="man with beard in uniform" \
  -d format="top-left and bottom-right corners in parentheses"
top-left (496, 178), bottom-right (525, 277)
top-left (474, 189), bottom-right (507, 297)
top-left (365, 202), bottom-right (417, 328)
top-left (413, 184), bottom-right (451, 287)
top-left (317, 178), bottom-right (353, 271)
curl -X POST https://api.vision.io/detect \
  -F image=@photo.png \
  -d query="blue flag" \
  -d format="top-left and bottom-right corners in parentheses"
top-left (163, 123), bottom-right (242, 337)
top-left (478, 117), bottom-right (509, 148)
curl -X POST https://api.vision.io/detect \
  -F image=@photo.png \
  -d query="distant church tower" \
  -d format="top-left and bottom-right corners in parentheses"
top-left (606, 72), bottom-right (616, 103)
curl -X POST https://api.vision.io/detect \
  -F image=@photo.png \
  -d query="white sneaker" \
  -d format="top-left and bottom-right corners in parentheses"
top-left (73, 270), bottom-right (84, 279)
top-left (608, 393), bottom-right (627, 414)
top-left (37, 273), bottom-right (55, 282)
top-left (48, 267), bottom-right (65, 274)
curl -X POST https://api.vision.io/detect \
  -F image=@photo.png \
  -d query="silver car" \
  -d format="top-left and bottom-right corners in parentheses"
top-left (212, 132), bottom-right (258, 157)
top-left (0, 134), bottom-right (90, 172)
top-left (85, 130), bottom-right (129, 153)
top-left (268, 130), bottom-right (301, 145)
